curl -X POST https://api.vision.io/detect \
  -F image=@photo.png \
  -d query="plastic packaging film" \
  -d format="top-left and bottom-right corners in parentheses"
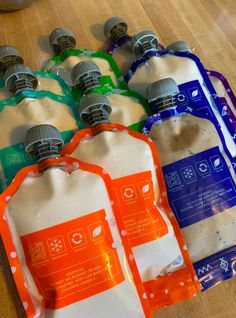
top-left (70, 60), bottom-right (150, 128)
top-left (0, 47), bottom-right (72, 100)
top-left (0, 18), bottom-right (235, 318)
top-left (0, 124), bottom-right (151, 317)
top-left (43, 27), bottom-right (127, 89)
top-left (126, 31), bottom-right (236, 151)
top-left (0, 65), bottom-right (81, 191)
top-left (62, 93), bottom-right (200, 311)
top-left (143, 78), bottom-right (236, 292)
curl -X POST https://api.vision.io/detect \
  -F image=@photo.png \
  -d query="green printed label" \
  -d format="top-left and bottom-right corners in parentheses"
top-left (45, 48), bottom-right (127, 89)
top-left (0, 130), bottom-right (75, 192)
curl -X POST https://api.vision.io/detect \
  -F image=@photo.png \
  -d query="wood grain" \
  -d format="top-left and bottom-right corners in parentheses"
top-left (0, 0), bottom-right (236, 317)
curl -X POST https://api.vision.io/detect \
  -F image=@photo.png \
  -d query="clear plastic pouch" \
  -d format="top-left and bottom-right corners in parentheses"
top-left (42, 27), bottom-right (127, 89)
top-left (0, 90), bottom-right (80, 191)
top-left (126, 46), bottom-right (236, 157)
top-left (62, 93), bottom-right (200, 311)
top-left (206, 69), bottom-right (236, 142)
top-left (70, 60), bottom-right (150, 129)
top-left (144, 78), bottom-right (236, 292)
top-left (0, 69), bottom-right (72, 101)
top-left (103, 18), bottom-right (164, 74)
top-left (0, 125), bottom-right (151, 318)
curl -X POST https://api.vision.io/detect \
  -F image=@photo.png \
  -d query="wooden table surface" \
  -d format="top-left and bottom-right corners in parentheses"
top-left (0, 0), bottom-right (236, 317)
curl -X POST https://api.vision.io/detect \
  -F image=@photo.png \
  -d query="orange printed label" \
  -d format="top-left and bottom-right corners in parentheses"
top-left (113, 171), bottom-right (168, 247)
top-left (20, 210), bottom-right (124, 310)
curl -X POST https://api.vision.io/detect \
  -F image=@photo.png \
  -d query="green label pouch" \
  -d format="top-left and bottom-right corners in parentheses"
top-left (0, 91), bottom-right (82, 191)
top-left (44, 49), bottom-right (127, 89)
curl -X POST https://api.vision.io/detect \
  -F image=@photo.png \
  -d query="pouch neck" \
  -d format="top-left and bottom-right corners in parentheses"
top-left (110, 26), bottom-right (127, 43)
top-left (86, 109), bottom-right (110, 127)
top-left (149, 95), bottom-right (177, 113)
top-left (77, 74), bottom-right (101, 94)
top-left (31, 142), bottom-right (61, 163)
top-left (11, 76), bottom-right (35, 95)
top-left (54, 37), bottom-right (75, 56)
top-left (138, 42), bottom-right (157, 56)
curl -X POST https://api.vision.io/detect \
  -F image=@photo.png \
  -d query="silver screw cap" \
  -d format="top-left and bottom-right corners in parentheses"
top-left (4, 64), bottom-right (38, 94)
top-left (71, 61), bottom-right (101, 86)
top-left (147, 78), bottom-right (179, 103)
top-left (166, 41), bottom-right (191, 53)
top-left (79, 93), bottom-right (112, 120)
top-left (104, 16), bottom-right (128, 39)
top-left (0, 45), bottom-right (23, 75)
top-left (132, 30), bottom-right (159, 55)
top-left (25, 124), bottom-right (64, 161)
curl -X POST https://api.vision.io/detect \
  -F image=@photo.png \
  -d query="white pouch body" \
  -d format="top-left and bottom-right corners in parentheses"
top-left (50, 55), bottom-right (119, 87)
top-left (106, 93), bottom-right (148, 127)
top-left (0, 97), bottom-right (77, 149)
top-left (5, 166), bottom-right (145, 318)
top-left (68, 128), bottom-right (184, 281)
top-left (127, 52), bottom-right (236, 157)
top-left (146, 107), bottom-right (236, 264)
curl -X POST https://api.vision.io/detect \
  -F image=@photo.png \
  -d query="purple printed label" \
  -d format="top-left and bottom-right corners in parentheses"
top-left (176, 80), bottom-right (209, 107)
top-left (106, 36), bottom-right (131, 54)
top-left (207, 69), bottom-right (236, 112)
top-left (218, 97), bottom-right (236, 138)
top-left (127, 49), bottom-right (236, 141)
top-left (144, 79), bottom-right (236, 173)
top-left (194, 245), bottom-right (236, 291)
top-left (162, 146), bottom-right (236, 228)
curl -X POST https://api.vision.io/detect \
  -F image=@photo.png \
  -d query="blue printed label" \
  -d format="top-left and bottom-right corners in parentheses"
top-left (176, 80), bottom-right (209, 108)
top-left (194, 245), bottom-right (236, 291)
top-left (163, 146), bottom-right (236, 228)
top-left (218, 97), bottom-right (236, 141)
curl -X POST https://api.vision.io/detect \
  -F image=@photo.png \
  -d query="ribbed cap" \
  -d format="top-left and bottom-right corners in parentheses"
top-left (79, 93), bottom-right (112, 119)
top-left (25, 124), bottom-right (64, 159)
top-left (0, 45), bottom-right (23, 61)
top-left (166, 41), bottom-right (191, 53)
top-left (49, 27), bottom-right (76, 53)
top-left (132, 30), bottom-right (159, 55)
top-left (0, 45), bottom-right (24, 75)
top-left (147, 78), bottom-right (179, 103)
top-left (104, 16), bottom-right (128, 39)
top-left (4, 64), bottom-right (38, 94)
top-left (71, 61), bottom-right (101, 86)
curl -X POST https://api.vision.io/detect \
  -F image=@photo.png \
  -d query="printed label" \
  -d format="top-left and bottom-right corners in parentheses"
top-left (218, 97), bottom-right (236, 140)
top-left (0, 131), bottom-right (74, 192)
top-left (176, 80), bottom-right (209, 108)
top-left (113, 171), bottom-right (168, 247)
top-left (20, 210), bottom-right (124, 309)
top-left (194, 245), bottom-right (236, 291)
top-left (163, 146), bottom-right (236, 228)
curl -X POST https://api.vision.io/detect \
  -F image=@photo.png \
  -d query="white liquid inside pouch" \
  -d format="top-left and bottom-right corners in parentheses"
top-left (68, 128), bottom-right (184, 281)
top-left (106, 93), bottom-right (147, 127)
top-left (0, 76), bottom-right (69, 101)
top-left (148, 112), bottom-right (236, 263)
top-left (5, 166), bottom-right (145, 318)
top-left (127, 53), bottom-right (236, 157)
top-left (51, 56), bottom-right (119, 87)
top-left (0, 97), bottom-right (77, 149)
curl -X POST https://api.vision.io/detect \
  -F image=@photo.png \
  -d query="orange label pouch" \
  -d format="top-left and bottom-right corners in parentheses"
top-left (0, 157), bottom-right (151, 318)
top-left (112, 171), bottom-right (168, 247)
top-left (20, 209), bottom-right (124, 309)
top-left (62, 123), bottom-right (201, 310)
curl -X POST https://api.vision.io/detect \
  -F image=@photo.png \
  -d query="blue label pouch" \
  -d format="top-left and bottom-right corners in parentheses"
top-left (143, 78), bottom-right (236, 291)
top-left (126, 43), bottom-right (236, 151)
